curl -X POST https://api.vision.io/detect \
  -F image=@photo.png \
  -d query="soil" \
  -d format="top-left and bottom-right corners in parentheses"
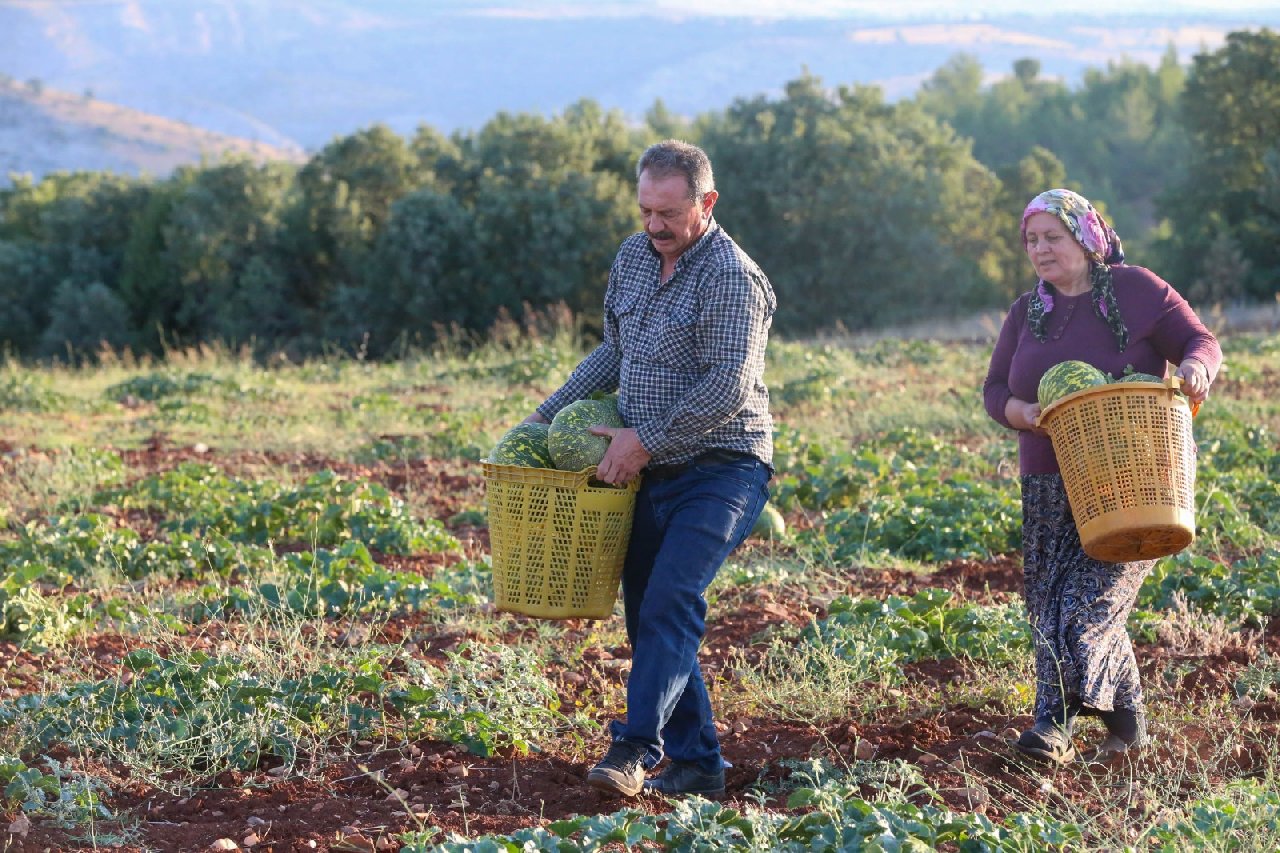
top-left (2, 450), bottom-right (1276, 852)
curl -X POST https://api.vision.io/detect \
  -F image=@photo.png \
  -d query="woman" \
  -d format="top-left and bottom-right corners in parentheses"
top-left (983, 188), bottom-right (1220, 763)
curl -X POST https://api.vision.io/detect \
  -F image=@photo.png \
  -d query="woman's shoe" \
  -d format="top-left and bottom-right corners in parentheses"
top-left (1014, 719), bottom-right (1076, 764)
top-left (1083, 731), bottom-right (1150, 764)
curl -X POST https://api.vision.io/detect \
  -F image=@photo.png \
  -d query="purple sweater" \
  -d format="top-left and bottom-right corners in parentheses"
top-left (983, 265), bottom-right (1222, 475)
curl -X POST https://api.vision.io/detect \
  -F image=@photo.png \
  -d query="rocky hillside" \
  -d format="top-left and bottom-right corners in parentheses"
top-left (0, 77), bottom-right (306, 184)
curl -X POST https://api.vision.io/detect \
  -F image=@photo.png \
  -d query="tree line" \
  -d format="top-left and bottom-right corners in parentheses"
top-left (1, 29), bottom-right (1276, 360)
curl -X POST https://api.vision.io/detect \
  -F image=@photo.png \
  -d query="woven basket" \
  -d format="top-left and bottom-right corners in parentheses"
top-left (482, 462), bottom-right (638, 620)
top-left (1037, 378), bottom-right (1196, 563)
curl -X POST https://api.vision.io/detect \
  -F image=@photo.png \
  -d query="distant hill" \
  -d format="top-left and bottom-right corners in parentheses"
top-left (0, 77), bottom-right (306, 184)
top-left (1, 1), bottom-right (1278, 168)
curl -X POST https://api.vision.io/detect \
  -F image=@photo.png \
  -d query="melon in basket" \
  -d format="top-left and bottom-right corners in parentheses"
top-left (488, 422), bottom-right (553, 467)
top-left (1037, 360), bottom-right (1108, 408)
top-left (1115, 372), bottom-right (1165, 384)
top-left (549, 397), bottom-right (624, 471)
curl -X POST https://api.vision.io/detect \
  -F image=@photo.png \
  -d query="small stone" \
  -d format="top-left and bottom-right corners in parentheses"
top-left (337, 833), bottom-right (375, 852)
top-left (7, 815), bottom-right (30, 836)
top-left (247, 817), bottom-right (267, 827)
top-left (193, 442), bottom-right (210, 454)
top-left (1001, 727), bottom-right (1020, 741)
top-left (917, 752), bottom-right (941, 766)
top-left (854, 740), bottom-right (877, 760)
top-left (447, 764), bottom-right (469, 777)
top-left (949, 786), bottom-right (989, 807)
top-left (209, 841), bottom-right (239, 852)
top-left (489, 780), bottom-right (500, 790)
top-left (975, 730), bottom-right (998, 739)
top-left (242, 834), bottom-right (259, 848)
top-left (1232, 695), bottom-right (1256, 711)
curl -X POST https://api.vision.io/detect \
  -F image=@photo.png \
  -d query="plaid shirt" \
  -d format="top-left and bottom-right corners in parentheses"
top-left (539, 220), bottom-right (776, 467)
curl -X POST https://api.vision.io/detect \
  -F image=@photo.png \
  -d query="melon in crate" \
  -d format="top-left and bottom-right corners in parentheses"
top-left (549, 397), bottom-right (624, 471)
top-left (488, 422), bottom-right (553, 468)
top-left (1037, 360), bottom-right (1108, 409)
top-left (1115, 372), bottom-right (1165, 384)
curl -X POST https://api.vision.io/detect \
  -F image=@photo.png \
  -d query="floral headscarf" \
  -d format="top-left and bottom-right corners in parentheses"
top-left (1022, 188), bottom-right (1129, 351)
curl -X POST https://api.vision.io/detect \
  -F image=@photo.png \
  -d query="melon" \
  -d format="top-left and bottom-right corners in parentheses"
top-left (1037, 360), bottom-right (1108, 408)
top-left (751, 502), bottom-right (786, 540)
top-left (488, 422), bottom-right (553, 468)
top-left (548, 397), bottom-right (624, 471)
top-left (1116, 372), bottom-right (1164, 384)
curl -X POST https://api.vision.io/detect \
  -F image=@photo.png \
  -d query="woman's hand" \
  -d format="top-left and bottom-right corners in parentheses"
top-left (1174, 359), bottom-right (1210, 405)
top-left (1005, 397), bottom-right (1046, 435)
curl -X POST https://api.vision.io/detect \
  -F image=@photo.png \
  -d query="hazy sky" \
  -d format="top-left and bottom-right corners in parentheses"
top-left (464, 0), bottom-right (1280, 18)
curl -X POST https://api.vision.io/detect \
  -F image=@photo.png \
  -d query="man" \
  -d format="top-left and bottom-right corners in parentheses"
top-left (524, 139), bottom-right (775, 798)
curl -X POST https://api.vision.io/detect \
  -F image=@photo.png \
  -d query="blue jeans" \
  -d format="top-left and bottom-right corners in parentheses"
top-left (608, 453), bottom-right (771, 774)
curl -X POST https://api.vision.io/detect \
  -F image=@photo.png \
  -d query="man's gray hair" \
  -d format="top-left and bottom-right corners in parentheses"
top-left (636, 139), bottom-right (715, 202)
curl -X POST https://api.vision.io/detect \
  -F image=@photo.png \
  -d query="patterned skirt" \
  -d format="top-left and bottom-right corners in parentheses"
top-left (1021, 474), bottom-right (1154, 720)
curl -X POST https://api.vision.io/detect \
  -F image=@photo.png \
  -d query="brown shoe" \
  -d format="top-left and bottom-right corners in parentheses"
top-left (1083, 732), bottom-right (1150, 764)
top-left (586, 741), bottom-right (647, 797)
top-left (1014, 719), bottom-right (1075, 764)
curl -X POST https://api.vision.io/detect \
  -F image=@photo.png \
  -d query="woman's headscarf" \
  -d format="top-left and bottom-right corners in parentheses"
top-left (1022, 188), bottom-right (1129, 351)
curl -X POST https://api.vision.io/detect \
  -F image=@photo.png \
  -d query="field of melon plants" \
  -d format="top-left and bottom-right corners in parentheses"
top-left (1, 318), bottom-right (1279, 852)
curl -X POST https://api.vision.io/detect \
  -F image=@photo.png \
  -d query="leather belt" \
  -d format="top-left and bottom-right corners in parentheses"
top-left (644, 448), bottom-right (756, 481)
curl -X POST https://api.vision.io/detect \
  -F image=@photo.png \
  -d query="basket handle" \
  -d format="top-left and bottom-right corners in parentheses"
top-left (1165, 374), bottom-right (1202, 417)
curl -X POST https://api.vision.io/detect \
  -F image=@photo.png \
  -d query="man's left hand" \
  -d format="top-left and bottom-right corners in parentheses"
top-left (588, 426), bottom-right (650, 485)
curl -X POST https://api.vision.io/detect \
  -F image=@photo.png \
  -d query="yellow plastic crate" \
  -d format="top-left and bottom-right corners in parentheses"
top-left (482, 462), bottom-right (639, 620)
top-left (1038, 378), bottom-right (1196, 563)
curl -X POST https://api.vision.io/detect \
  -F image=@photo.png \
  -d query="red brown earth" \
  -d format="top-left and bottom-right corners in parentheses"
top-left (2, 449), bottom-right (1276, 852)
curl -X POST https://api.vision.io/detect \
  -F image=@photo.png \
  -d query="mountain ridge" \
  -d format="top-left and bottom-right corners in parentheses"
top-left (2, 2), bottom-right (1279, 180)
top-left (0, 77), bottom-right (306, 184)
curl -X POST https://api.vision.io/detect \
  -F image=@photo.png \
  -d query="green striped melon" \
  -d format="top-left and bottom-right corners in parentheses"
top-left (751, 502), bottom-right (786, 540)
top-left (1037, 360), bottom-right (1107, 408)
top-left (1116, 372), bottom-right (1164, 384)
top-left (549, 397), bottom-right (624, 471)
top-left (488, 422), bottom-right (553, 468)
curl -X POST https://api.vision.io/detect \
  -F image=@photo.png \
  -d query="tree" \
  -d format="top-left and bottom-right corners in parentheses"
top-left (0, 239), bottom-right (50, 352)
top-left (119, 158), bottom-right (296, 350)
top-left (1186, 229), bottom-right (1250, 306)
top-left (328, 188), bottom-right (480, 352)
top-left (916, 53), bottom-right (984, 126)
top-left (699, 72), bottom-right (1007, 334)
top-left (1157, 29), bottom-right (1280, 299)
top-left (38, 281), bottom-right (132, 358)
top-left (0, 171), bottom-right (151, 353)
top-left (995, 146), bottom-right (1069, 301)
top-left (283, 124), bottom-right (426, 317)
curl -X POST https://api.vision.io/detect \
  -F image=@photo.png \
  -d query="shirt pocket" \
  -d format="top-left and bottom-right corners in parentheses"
top-left (649, 306), bottom-right (699, 368)
top-left (610, 288), bottom-right (645, 350)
